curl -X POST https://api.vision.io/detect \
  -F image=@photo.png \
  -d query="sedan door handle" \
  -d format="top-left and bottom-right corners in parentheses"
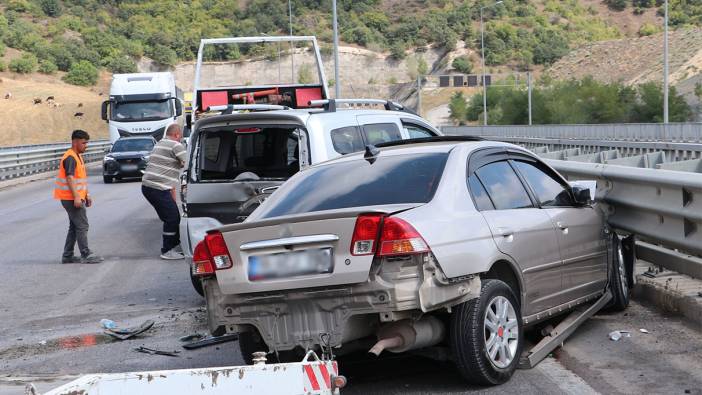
top-left (556, 221), bottom-right (567, 230)
top-left (496, 227), bottom-right (514, 237)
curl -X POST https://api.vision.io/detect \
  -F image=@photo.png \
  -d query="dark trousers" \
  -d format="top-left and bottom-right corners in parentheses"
top-left (61, 200), bottom-right (91, 258)
top-left (142, 185), bottom-right (180, 253)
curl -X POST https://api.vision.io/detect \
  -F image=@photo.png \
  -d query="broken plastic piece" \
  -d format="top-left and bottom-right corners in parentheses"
top-left (104, 320), bottom-right (155, 340)
top-left (182, 333), bottom-right (239, 350)
top-left (100, 319), bottom-right (117, 330)
top-left (179, 333), bottom-right (205, 342)
top-left (608, 330), bottom-right (631, 341)
top-left (639, 328), bottom-right (649, 334)
top-left (134, 346), bottom-right (180, 357)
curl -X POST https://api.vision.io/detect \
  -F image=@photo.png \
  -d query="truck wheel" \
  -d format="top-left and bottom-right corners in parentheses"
top-left (103, 176), bottom-right (113, 184)
top-left (189, 266), bottom-right (204, 297)
top-left (450, 279), bottom-right (523, 386)
top-left (607, 234), bottom-right (630, 311)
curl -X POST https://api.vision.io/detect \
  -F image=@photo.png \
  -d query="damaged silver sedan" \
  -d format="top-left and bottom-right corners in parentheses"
top-left (192, 137), bottom-right (630, 385)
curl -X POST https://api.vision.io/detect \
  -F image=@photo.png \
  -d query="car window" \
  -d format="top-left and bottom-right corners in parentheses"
top-left (331, 126), bottom-right (365, 155)
top-left (203, 136), bottom-right (220, 162)
top-left (112, 139), bottom-right (154, 152)
top-left (403, 123), bottom-right (435, 139)
top-left (468, 175), bottom-right (494, 211)
top-left (362, 123), bottom-right (402, 145)
top-left (257, 153), bottom-right (448, 218)
top-left (512, 160), bottom-right (574, 207)
top-left (475, 161), bottom-right (533, 210)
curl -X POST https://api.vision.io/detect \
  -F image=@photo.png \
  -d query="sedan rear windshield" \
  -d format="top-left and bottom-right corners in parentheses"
top-left (257, 152), bottom-right (448, 218)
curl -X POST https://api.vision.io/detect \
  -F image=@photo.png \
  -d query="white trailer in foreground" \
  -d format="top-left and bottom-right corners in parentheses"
top-left (39, 351), bottom-right (345, 395)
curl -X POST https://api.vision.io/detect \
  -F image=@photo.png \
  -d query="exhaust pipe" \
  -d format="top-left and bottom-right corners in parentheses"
top-left (368, 316), bottom-right (445, 356)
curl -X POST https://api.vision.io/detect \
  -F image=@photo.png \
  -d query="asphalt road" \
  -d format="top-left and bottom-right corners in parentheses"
top-left (1, 169), bottom-right (701, 394)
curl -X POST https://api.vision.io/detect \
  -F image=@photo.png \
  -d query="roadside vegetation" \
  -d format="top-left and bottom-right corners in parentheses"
top-left (449, 76), bottom-right (693, 124)
top-left (2, 0), bottom-right (699, 87)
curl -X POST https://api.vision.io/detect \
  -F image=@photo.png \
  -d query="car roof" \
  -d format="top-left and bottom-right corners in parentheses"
top-left (115, 136), bottom-right (156, 141)
top-left (307, 140), bottom-right (525, 168)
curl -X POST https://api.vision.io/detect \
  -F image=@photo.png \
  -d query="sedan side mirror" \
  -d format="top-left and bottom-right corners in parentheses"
top-left (572, 186), bottom-right (592, 205)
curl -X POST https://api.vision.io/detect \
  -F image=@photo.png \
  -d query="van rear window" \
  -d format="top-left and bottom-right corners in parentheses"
top-left (257, 153), bottom-right (448, 218)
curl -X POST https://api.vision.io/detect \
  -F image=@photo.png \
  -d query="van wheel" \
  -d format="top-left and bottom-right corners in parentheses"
top-left (190, 266), bottom-right (204, 297)
top-left (450, 279), bottom-right (523, 386)
top-left (103, 176), bottom-right (113, 184)
top-left (607, 234), bottom-right (629, 311)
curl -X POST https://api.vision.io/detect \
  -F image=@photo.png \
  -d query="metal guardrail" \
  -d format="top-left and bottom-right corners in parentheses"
top-left (0, 140), bottom-right (110, 181)
top-left (442, 122), bottom-right (702, 142)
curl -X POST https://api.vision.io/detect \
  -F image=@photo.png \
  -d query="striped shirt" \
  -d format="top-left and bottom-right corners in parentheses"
top-left (142, 138), bottom-right (186, 191)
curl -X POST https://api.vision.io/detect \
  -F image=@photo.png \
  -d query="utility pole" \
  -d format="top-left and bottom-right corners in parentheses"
top-left (663, 0), bottom-right (669, 125)
top-left (527, 71), bottom-right (532, 126)
top-left (289, 0), bottom-right (295, 81)
top-left (480, 1), bottom-right (503, 126)
top-left (332, 0), bottom-right (340, 98)
top-left (417, 76), bottom-right (422, 116)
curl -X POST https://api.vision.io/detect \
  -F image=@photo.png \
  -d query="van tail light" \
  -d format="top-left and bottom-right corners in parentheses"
top-left (350, 214), bottom-right (429, 257)
top-left (378, 217), bottom-right (429, 256)
top-left (350, 214), bottom-right (382, 256)
top-left (192, 231), bottom-right (233, 277)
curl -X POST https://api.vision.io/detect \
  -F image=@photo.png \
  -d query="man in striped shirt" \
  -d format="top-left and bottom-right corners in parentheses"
top-left (142, 124), bottom-right (187, 260)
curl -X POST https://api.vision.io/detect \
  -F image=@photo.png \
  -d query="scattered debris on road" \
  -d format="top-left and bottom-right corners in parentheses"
top-left (639, 328), bottom-right (650, 334)
top-left (103, 320), bottom-right (155, 340)
top-left (182, 333), bottom-right (238, 350)
top-left (134, 346), bottom-right (180, 357)
top-left (608, 330), bottom-right (632, 341)
top-left (178, 333), bottom-right (205, 342)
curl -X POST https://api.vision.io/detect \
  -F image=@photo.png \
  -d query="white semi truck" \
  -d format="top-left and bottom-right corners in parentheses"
top-left (101, 72), bottom-right (184, 143)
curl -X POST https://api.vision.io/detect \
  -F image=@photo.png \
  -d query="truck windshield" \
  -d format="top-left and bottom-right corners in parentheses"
top-left (111, 100), bottom-right (172, 122)
top-left (256, 152), bottom-right (448, 218)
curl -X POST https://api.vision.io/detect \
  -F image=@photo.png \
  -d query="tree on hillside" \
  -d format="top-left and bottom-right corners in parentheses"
top-left (63, 60), bottom-right (98, 86)
top-left (605, 0), bottom-right (628, 11)
top-left (452, 56), bottom-right (472, 74)
top-left (449, 92), bottom-right (467, 125)
top-left (39, 0), bottom-right (61, 17)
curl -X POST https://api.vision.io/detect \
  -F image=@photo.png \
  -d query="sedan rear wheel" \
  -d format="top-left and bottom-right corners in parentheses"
top-left (450, 279), bottom-right (523, 386)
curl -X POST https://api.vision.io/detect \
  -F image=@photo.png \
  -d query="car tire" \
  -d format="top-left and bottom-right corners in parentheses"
top-left (450, 279), bottom-right (523, 386)
top-left (607, 234), bottom-right (630, 311)
top-left (103, 176), bottom-right (113, 184)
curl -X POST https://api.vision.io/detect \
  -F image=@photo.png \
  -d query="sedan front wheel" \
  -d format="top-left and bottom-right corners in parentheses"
top-left (450, 279), bottom-right (523, 386)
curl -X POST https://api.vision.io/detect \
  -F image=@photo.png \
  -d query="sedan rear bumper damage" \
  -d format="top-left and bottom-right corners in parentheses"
top-left (203, 254), bottom-right (481, 352)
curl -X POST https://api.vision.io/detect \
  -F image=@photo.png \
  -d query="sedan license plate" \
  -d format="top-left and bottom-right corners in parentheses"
top-left (121, 164), bottom-right (138, 172)
top-left (248, 248), bottom-right (333, 281)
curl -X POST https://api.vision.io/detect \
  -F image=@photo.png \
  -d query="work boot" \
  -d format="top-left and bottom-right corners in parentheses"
top-left (81, 254), bottom-right (104, 264)
top-left (61, 255), bottom-right (81, 264)
top-left (160, 248), bottom-right (184, 260)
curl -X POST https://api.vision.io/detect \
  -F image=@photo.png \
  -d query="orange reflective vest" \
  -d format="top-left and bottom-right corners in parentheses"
top-left (53, 149), bottom-right (88, 200)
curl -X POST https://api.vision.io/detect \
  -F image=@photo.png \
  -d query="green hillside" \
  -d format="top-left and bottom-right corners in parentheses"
top-left (0, 0), bottom-right (699, 85)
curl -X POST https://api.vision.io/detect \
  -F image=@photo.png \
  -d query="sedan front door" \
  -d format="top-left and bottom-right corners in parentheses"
top-left (469, 160), bottom-right (563, 316)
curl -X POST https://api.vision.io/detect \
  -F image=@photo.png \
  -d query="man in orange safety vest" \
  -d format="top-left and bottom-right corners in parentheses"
top-left (54, 130), bottom-right (104, 264)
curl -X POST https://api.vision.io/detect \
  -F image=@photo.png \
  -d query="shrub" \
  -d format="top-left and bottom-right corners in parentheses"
top-left (63, 60), bottom-right (98, 86)
top-left (107, 56), bottom-right (137, 73)
top-left (638, 23), bottom-right (660, 37)
top-left (452, 55), bottom-right (472, 74)
top-left (0, 60), bottom-right (6, 72)
top-left (297, 63), bottom-right (313, 84)
top-left (39, 0), bottom-right (62, 17)
top-left (449, 92), bottom-right (468, 124)
top-left (9, 53), bottom-right (38, 73)
top-left (389, 42), bottom-right (406, 60)
top-left (38, 59), bottom-right (58, 74)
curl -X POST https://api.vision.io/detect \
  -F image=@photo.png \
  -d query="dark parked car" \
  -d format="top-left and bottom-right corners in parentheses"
top-left (102, 136), bottom-right (156, 183)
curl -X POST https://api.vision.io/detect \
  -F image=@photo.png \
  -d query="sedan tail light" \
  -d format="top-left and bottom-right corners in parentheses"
top-left (378, 217), bottom-right (429, 256)
top-left (350, 214), bottom-right (429, 257)
top-left (192, 231), bottom-right (233, 277)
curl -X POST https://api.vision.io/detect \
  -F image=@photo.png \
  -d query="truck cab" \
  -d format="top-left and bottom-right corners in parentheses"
top-left (101, 72), bottom-right (184, 143)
